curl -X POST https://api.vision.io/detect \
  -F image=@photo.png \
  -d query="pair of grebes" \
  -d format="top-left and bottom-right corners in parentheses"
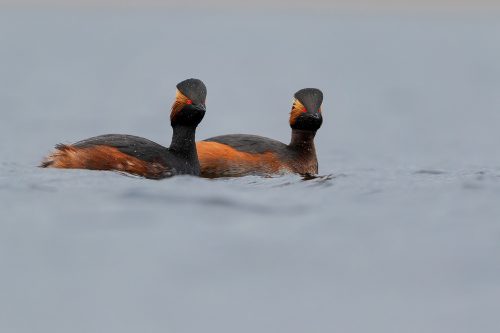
top-left (41, 78), bottom-right (324, 179)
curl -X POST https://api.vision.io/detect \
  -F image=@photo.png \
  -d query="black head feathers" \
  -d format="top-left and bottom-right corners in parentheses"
top-left (294, 88), bottom-right (323, 114)
top-left (176, 78), bottom-right (207, 105)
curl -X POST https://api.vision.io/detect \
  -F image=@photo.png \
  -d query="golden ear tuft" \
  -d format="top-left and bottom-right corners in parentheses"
top-left (289, 98), bottom-right (306, 125)
top-left (171, 90), bottom-right (190, 121)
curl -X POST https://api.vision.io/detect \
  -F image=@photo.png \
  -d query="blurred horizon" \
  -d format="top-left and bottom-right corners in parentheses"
top-left (1, 0), bottom-right (500, 11)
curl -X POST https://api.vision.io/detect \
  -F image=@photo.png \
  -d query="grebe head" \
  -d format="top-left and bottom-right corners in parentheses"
top-left (289, 88), bottom-right (323, 131)
top-left (171, 78), bottom-right (207, 127)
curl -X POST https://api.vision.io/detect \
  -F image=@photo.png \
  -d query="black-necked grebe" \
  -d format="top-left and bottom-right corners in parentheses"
top-left (41, 78), bottom-right (207, 179)
top-left (197, 88), bottom-right (323, 178)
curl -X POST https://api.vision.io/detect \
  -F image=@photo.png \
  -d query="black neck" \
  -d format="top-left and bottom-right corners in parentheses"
top-left (289, 129), bottom-right (316, 153)
top-left (169, 125), bottom-right (198, 158)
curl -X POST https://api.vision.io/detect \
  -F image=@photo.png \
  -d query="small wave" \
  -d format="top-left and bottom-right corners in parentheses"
top-left (301, 173), bottom-right (340, 188)
top-left (122, 189), bottom-right (308, 215)
top-left (413, 169), bottom-right (447, 175)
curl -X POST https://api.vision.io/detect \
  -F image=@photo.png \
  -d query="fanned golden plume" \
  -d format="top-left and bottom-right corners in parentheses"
top-left (170, 90), bottom-right (190, 121)
top-left (289, 98), bottom-right (307, 125)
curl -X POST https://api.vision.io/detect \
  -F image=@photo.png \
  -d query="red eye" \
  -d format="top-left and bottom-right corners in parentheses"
top-left (303, 107), bottom-right (307, 113)
top-left (186, 99), bottom-right (192, 105)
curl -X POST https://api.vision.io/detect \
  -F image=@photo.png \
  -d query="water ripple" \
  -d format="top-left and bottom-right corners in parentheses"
top-left (413, 169), bottom-right (448, 175)
top-left (121, 189), bottom-right (309, 216)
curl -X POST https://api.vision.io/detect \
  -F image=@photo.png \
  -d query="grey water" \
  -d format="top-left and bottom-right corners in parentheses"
top-left (1, 9), bottom-right (500, 333)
